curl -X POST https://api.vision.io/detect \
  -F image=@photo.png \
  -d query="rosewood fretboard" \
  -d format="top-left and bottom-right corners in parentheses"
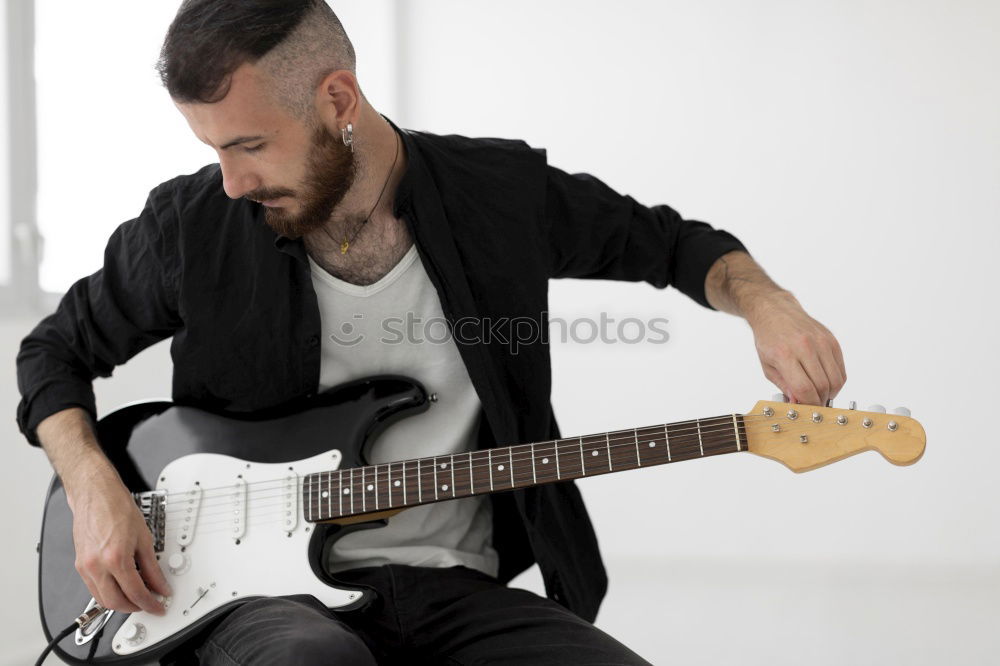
top-left (303, 414), bottom-right (747, 522)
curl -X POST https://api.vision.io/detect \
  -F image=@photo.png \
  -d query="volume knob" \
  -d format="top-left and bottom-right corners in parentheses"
top-left (122, 622), bottom-right (146, 646)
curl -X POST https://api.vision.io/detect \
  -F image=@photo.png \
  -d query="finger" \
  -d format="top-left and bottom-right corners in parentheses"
top-left (114, 559), bottom-right (165, 615)
top-left (780, 357), bottom-right (822, 406)
top-left (797, 350), bottom-right (832, 406)
top-left (136, 540), bottom-right (172, 599)
top-left (95, 572), bottom-right (142, 613)
top-left (817, 339), bottom-right (846, 399)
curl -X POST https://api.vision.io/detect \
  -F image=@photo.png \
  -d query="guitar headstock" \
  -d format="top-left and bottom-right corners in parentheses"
top-left (743, 398), bottom-right (925, 473)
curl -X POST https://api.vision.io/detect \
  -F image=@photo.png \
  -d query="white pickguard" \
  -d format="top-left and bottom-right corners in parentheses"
top-left (112, 448), bottom-right (363, 656)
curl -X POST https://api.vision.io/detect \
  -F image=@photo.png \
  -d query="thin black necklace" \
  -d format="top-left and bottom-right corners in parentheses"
top-left (331, 131), bottom-right (401, 255)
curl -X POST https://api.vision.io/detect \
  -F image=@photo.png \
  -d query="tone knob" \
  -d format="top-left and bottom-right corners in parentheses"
top-left (891, 406), bottom-right (911, 417)
top-left (167, 552), bottom-right (188, 575)
top-left (866, 404), bottom-right (886, 414)
top-left (772, 393), bottom-right (788, 403)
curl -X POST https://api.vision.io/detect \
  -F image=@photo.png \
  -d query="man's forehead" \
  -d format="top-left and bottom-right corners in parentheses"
top-left (174, 64), bottom-right (285, 148)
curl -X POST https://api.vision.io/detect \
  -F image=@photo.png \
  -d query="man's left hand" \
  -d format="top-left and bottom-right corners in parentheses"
top-left (745, 292), bottom-right (846, 406)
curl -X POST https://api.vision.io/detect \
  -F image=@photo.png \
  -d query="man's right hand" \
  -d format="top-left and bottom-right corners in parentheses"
top-left (69, 475), bottom-right (171, 615)
top-left (37, 407), bottom-right (171, 615)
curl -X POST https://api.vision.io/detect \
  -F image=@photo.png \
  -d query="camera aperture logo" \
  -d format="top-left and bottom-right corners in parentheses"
top-left (328, 312), bottom-right (669, 354)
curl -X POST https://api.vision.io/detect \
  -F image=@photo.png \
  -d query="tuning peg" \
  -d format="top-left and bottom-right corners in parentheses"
top-left (891, 406), bottom-right (911, 417)
top-left (772, 393), bottom-right (788, 403)
top-left (849, 401), bottom-right (857, 410)
top-left (825, 399), bottom-right (834, 407)
top-left (866, 404), bottom-right (886, 413)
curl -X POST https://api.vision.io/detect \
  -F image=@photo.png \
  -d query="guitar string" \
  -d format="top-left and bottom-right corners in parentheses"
top-left (156, 413), bottom-right (879, 519)
top-left (157, 416), bottom-right (751, 512)
top-left (158, 416), bottom-right (878, 529)
top-left (151, 410), bottom-right (863, 506)
top-left (162, 436), bottom-right (725, 538)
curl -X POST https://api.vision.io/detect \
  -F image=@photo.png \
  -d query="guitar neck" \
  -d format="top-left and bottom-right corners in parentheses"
top-left (303, 414), bottom-right (748, 522)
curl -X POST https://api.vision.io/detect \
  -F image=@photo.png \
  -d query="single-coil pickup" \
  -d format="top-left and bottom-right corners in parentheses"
top-left (175, 486), bottom-right (203, 547)
top-left (231, 477), bottom-right (248, 540)
top-left (283, 473), bottom-right (299, 532)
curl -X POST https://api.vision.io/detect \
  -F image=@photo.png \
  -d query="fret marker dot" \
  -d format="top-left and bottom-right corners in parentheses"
top-left (591, 450), bottom-right (599, 456)
top-left (542, 457), bottom-right (549, 464)
top-left (498, 464), bottom-right (505, 471)
top-left (321, 491), bottom-right (328, 498)
top-left (343, 488), bottom-right (350, 495)
top-left (393, 480), bottom-right (401, 487)
top-left (649, 442), bottom-right (656, 447)
top-left (366, 484), bottom-right (374, 491)
top-left (441, 484), bottom-right (449, 491)
top-left (440, 463), bottom-right (447, 469)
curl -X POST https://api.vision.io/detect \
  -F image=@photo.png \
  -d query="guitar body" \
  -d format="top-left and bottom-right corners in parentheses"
top-left (38, 375), bottom-right (428, 665)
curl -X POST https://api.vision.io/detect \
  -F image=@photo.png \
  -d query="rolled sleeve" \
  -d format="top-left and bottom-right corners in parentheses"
top-left (543, 164), bottom-right (748, 308)
top-left (15, 187), bottom-right (182, 446)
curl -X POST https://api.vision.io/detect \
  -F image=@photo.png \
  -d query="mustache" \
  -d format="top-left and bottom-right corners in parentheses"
top-left (245, 188), bottom-right (295, 203)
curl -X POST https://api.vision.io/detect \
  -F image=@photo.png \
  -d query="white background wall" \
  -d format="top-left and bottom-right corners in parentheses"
top-left (3, 1), bottom-right (998, 664)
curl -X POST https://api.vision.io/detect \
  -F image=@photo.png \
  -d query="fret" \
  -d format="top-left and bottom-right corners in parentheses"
top-left (338, 469), bottom-right (344, 517)
top-left (555, 439), bottom-right (561, 479)
top-left (578, 437), bottom-right (585, 474)
top-left (664, 424), bottom-right (671, 461)
top-left (697, 419), bottom-right (705, 456)
top-left (488, 449), bottom-right (494, 491)
top-left (327, 470), bottom-right (333, 519)
top-left (605, 433), bottom-right (613, 471)
top-left (306, 474), bottom-right (313, 522)
top-left (433, 457), bottom-right (439, 500)
top-left (387, 464), bottom-right (392, 508)
top-left (361, 467), bottom-right (368, 513)
top-left (450, 455), bottom-right (457, 498)
top-left (468, 452), bottom-right (475, 494)
top-left (417, 459), bottom-right (423, 504)
top-left (732, 414), bottom-right (741, 451)
top-left (375, 465), bottom-right (381, 510)
top-left (507, 447), bottom-right (515, 488)
top-left (401, 461), bottom-right (408, 506)
top-left (349, 468), bottom-right (357, 514)
top-left (531, 443), bottom-right (537, 484)
top-left (634, 429), bottom-right (640, 467)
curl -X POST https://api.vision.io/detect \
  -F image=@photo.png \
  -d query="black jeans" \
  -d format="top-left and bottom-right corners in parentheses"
top-left (165, 564), bottom-right (650, 665)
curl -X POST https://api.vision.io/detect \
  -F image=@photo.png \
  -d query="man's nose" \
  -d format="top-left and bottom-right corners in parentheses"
top-left (219, 158), bottom-right (259, 200)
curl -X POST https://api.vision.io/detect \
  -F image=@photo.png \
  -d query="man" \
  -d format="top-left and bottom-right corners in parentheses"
top-left (17, 1), bottom-right (845, 663)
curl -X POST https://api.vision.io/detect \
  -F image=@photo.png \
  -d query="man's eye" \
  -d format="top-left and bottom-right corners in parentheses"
top-left (243, 144), bottom-right (265, 154)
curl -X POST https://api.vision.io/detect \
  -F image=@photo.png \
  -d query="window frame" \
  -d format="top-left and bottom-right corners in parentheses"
top-left (2, 0), bottom-right (41, 314)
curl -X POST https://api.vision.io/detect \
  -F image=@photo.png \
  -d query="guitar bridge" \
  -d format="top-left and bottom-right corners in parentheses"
top-left (133, 490), bottom-right (167, 553)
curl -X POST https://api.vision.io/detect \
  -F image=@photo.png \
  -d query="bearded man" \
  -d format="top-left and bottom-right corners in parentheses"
top-left (17, 1), bottom-right (845, 664)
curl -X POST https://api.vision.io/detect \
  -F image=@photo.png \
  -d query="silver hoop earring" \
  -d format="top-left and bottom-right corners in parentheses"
top-left (341, 123), bottom-right (354, 153)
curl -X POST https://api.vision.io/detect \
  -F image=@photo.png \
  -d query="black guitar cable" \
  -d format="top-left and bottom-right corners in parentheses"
top-left (35, 605), bottom-right (107, 666)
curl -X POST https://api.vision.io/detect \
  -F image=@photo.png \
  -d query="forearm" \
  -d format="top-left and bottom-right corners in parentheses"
top-left (36, 407), bottom-right (125, 510)
top-left (704, 250), bottom-right (797, 320)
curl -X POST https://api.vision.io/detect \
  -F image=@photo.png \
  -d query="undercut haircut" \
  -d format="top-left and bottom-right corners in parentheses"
top-left (156, 0), bottom-right (357, 119)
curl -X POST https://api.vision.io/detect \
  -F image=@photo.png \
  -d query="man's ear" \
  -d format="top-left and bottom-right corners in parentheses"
top-left (314, 70), bottom-right (360, 133)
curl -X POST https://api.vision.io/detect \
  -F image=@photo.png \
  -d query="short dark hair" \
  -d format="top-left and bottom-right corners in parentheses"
top-left (156, 0), bottom-right (356, 112)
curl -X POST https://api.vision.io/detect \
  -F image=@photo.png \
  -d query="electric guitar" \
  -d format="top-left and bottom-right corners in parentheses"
top-left (37, 375), bottom-right (925, 664)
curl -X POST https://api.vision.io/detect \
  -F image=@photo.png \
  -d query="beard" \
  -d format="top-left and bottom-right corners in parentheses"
top-left (250, 123), bottom-right (357, 239)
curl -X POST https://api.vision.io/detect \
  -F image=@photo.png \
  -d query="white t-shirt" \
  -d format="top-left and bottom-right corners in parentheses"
top-left (308, 245), bottom-right (499, 578)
